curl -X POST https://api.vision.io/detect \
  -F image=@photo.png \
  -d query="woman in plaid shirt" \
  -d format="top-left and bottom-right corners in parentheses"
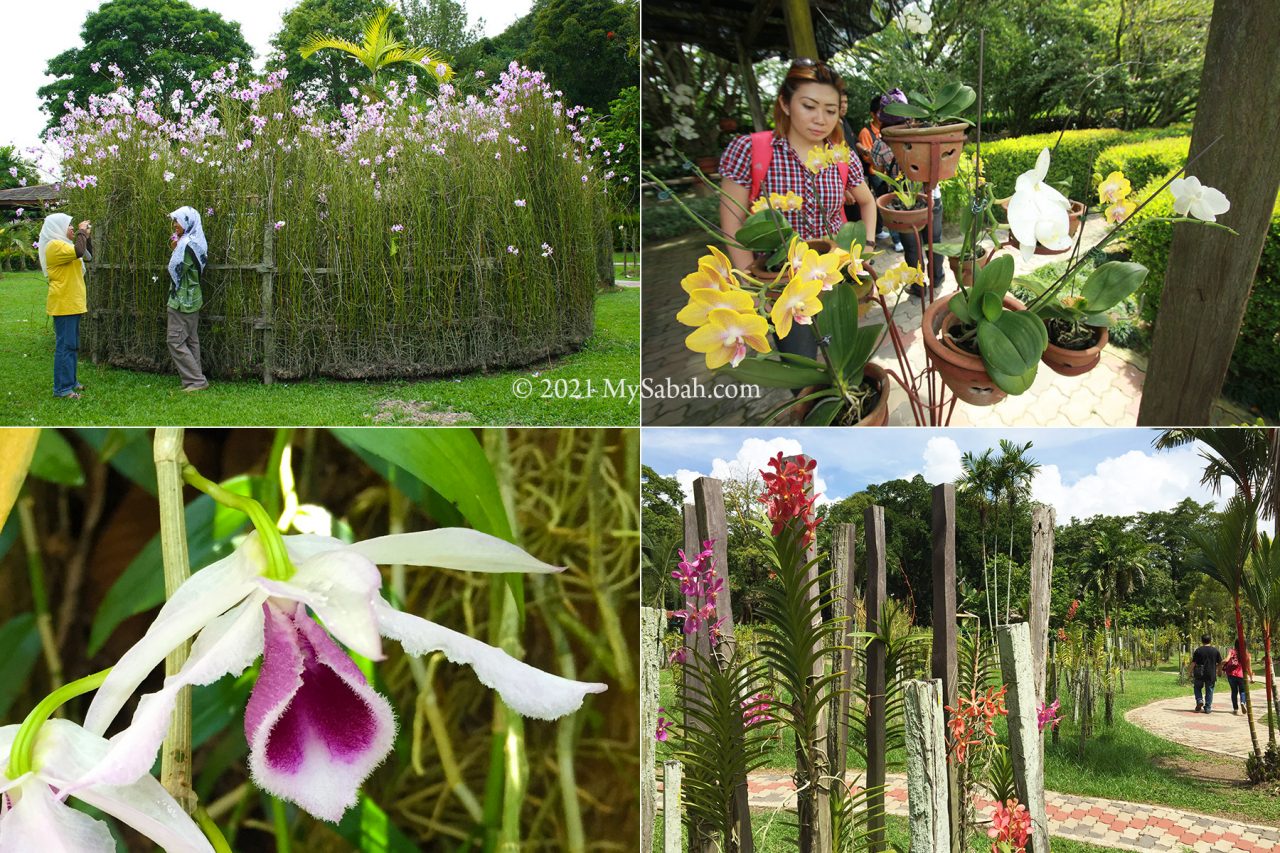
top-left (718, 59), bottom-right (877, 357)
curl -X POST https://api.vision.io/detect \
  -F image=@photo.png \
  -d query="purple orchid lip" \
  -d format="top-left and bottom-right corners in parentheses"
top-left (246, 601), bottom-right (395, 822)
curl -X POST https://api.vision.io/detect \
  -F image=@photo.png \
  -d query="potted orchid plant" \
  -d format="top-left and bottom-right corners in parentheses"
top-left (872, 169), bottom-right (931, 232)
top-left (879, 81), bottom-right (976, 185)
top-left (676, 231), bottom-right (916, 425)
top-left (936, 156), bottom-right (1001, 286)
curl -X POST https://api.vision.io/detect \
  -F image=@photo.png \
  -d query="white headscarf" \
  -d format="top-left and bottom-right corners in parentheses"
top-left (38, 213), bottom-right (78, 277)
top-left (167, 206), bottom-right (208, 287)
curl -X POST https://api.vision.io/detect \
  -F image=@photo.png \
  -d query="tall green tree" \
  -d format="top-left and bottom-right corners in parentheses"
top-left (524, 0), bottom-right (637, 113)
top-left (299, 4), bottom-right (451, 92)
top-left (38, 0), bottom-right (252, 131)
top-left (398, 0), bottom-right (483, 64)
top-left (1075, 518), bottom-right (1151, 628)
top-left (641, 465), bottom-right (684, 608)
top-left (959, 449), bottom-right (1000, 633)
top-left (995, 439), bottom-right (1040, 624)
top-left (1243, 534), bottom-right (1280, 746)
top-left (0, 147), bottom-right (39, 191)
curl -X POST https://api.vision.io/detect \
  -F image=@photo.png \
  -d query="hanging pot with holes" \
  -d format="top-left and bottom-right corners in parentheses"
top-left (880, 123), bottom-right (969, 185)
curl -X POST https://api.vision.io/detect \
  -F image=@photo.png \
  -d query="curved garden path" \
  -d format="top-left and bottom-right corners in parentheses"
top-left (1126, 687), bottom-right (1271, 759)
top-left (741, 768), bottom-right (1280, 852)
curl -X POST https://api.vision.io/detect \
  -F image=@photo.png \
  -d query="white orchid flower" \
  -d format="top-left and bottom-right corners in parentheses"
top-left (73, 530), bottom-right (607, 822)
top-left (902, 2), bottom-right (932, 34)
top-left (1007, 148), bottom-right (1073, 262)
top-left (1169, 176), bottom-right (1230, 222)
top-left (0, 719), bottom-right (212, 852)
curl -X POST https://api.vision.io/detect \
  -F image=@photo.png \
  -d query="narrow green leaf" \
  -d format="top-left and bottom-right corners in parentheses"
top-left (76, 429), bottom-right (157, 495)
top-left (882, 102), bottom-right (931, 119)
top-left (342, 443), bottom-right (464, 529)
top-left (333, 795), bottom-right (422, 853)
top-left (29, 430), bottom-right (83, 486)
top-left (0, 613), bottom-right (42, 717)
top-left (332, 429), bottom-right (511, 540)
top-left (720, 358), bottom-right (828, 389)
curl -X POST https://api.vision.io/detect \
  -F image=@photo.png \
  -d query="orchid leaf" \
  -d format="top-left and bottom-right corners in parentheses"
top-left (1080, 261), bottom-right (1148, 314)
top-left (334, 794), bottom-right (421, 853)
top-left (980, 291), bottom-right (1003, 323)
top-left (977, 310), bottom-right (1048, 395)
top-left (805, 397), bottom-right (845, 425)
top-left (29, 429), bottom-right (82, 487)
top-left (736, 209), bottom-right (791, 251)
top-left (721, 358), bottom-right (828, 389)
top-left (949, 291), bottom-right (972, 325)
top-left (76, 429), bottom-right (156, 495)
top-left (0, 613), bottom-right (41, 717)
top-left (882, 102), bottom-right (930, 119)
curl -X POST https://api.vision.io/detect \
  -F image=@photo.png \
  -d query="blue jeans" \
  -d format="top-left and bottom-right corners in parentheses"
top-left (53, 314), bottom-right (81, 397)
top-left (1228, 675), bottom-right (1249, 711)
top-left (1194, 678), bottom-right (1216, 712)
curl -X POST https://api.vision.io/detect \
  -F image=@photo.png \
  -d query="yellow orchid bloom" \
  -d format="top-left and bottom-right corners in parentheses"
top-left (785, 235), bottom-right (810, 274)
top-left (875, 261), bottom-right (924, 296)
top-left (701, 245), bottom-right (736, 280)
top-left (827, 143), bottom-right (851, 165)
top-left (845, 242), bottom-right (868, 277)
top-left (781, 191), bottom-right (803, 211)
top-left (793, 250), bottom-right (845, 292)
top-left (1098, 171), bottom-right (1132, 205)
top-left (681, 266), bottom-right (733, 293)
top-left (770, 273), bottom-right (825, 340)
top-left (804, 146), bottom-right (831, 174)
top-left (686, 308), bottom-right (771, 368)
top-left (1104, 197), bottom-right (1136, 224)
top-left (750, 192), bottom-right (805, 214)
top-left (676, 286), bottom-right (756, 327)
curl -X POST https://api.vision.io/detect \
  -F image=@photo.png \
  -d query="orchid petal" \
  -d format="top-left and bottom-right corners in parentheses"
top-left (31, 720), bottom-right (213, 853)
top-left (347, 529), bottom-right (564, 575)
top-left (0, 780), bottom-right (114, 853)
top-left (256, 550), bottom-right (384, 660)
top-left (246, 603), bottom-right (395, 822)
top-left (281, 533), bottom-right (349, 564)
top-left (1033, 148), bottom-right (1051, 183)
top-left (84, 547), bottom-right (260, 736)
top-left (374, 598), bottom-right (607, 720)
top-left (74, 596), bottom-right (267, 790)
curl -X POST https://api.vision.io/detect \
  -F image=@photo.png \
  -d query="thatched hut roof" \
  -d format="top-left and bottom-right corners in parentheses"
top-left (0, 184), bottom-right (60, 209)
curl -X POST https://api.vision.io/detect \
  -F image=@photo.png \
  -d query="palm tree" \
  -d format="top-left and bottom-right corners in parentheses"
top-left (995, 440), bottom-right (1040, 624)
top-left (1243, 534), bottom-right (1280, 745)
top-left (1077, 520), bottom-right (1150, 628)
top-left (1191, 496), bottom-right (1263, 760)
top-left (300, 5), bottom-right (453, 92)
top-left (959, 449), bottom-right (999, 634)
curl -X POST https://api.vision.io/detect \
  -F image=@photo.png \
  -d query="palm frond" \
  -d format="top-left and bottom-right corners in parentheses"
top-left (298, 35), bottom-right (364, 60)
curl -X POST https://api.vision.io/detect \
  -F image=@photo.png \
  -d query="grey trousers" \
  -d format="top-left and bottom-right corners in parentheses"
top-left (167, 308), bottom-right (208, 389)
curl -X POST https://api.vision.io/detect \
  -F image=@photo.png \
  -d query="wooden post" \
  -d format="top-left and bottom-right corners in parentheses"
top-left (1029, 505), bottom-right (1055, 704)
top-left (663, 760), bottom-right (683, 853)
top-left (1137, 0), bottom-right (1280, 424)
top-left (641, 607), bottom-right (663, 853)
top-left (997, 623), bottom-right (1050, 853)
top-left (781, 0), bottom-right (819, 61)
top-left (736, 36), bottom-right (767, 131)
top-left (930, 483), bottom-right (960, 852)
top-left (864, 505), bottom-right (887, 853)
top-left (903, 679), bottom-right (950, 853)
top-left (260, 184), bottom-right (276, 385)
top-left (830, 522), bottom-right (857, 779)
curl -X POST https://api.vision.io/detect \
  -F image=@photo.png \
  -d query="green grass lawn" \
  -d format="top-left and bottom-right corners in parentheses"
top-left (0, 271), bottom-right (639, 425)
top-left (613, 250), bottom-right (639, 279)
top-left (657, 663), bottom-right (1280, 826)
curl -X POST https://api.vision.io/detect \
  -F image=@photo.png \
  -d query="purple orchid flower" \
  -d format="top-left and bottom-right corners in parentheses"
top-left (73, 530), bottom-right (607, 822)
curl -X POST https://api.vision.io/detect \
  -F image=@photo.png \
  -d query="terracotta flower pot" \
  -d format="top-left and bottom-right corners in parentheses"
top-left (880, 122), bottom-right (969, 184)
top-left (1067, 200), bottom-right (1086, 236)
top-left (876, 193), bottom-right (931, 232)
top-left (946, 246), bottom-right (997, 287)
top-left (1042, 323), bottom-right (1108, 376)
top-left (854, 362), bottom-right (891, 426)
top-left (694, 155), bottom-right (720, 175)
top-left (922, 292), bottom-right (1029, 407)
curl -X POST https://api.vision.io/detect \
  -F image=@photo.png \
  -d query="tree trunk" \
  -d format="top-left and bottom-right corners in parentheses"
top-left (1264, 628), bottom-right (1276, 748)
top-left (1235, 595), bottom-right (1263, 760)
top-left (1137, 0), bottom-right (1280, 424)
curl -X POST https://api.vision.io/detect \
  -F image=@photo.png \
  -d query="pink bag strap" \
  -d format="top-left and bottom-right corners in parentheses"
top-left (748, 131), bottom-right (773, 202)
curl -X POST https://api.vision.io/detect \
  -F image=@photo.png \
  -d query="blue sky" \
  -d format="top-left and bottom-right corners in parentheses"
top-left (642, 428), bottom-right (1234, 524)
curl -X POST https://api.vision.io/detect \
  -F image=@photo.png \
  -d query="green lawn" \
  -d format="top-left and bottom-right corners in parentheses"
top-left (0, 271), bottom-right (639, 425)
top-left (657, 663), bottom-right (1280, 826)
top-left (613, 250), bottom-right (640, 279)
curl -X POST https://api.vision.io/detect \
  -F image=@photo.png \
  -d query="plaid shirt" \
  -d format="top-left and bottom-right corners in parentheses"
top-left (721, 132), bottom-right (865, 239)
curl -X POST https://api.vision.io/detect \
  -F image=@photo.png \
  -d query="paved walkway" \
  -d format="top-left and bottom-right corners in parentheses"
top-left (642, 222), bottom-right (1252, 426)
top-left (1127, 688), bottom-right (1272, 759)
top-left (743, 768), bottom-right (1280, 852)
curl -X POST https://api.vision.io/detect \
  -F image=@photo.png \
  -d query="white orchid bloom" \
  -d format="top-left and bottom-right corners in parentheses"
top-left (74, 530), bottom-right (607, 822)
top-left (0, 719), bottom-right (212, 852)
top-left (902, 2), bottom-right (932, 34)
top-left (1169, 176), bottom-right (1230, 222)
top-left (1007, 148), bottom-right (1073, 262)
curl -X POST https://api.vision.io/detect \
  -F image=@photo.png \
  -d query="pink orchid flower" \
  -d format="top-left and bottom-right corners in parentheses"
top-left (74, 530), bottom-right (607, 822)
top-left (0, 719), bottom-right (211, 851)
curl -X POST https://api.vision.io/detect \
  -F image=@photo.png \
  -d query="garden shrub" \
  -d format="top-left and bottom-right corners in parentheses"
top-left (1094, 137), bottom-right (1190, 198)
top-left (642, 194), bottom-right (720, 243)
top-left (1128, 174), bottom-right (1280, 414)
top-left (53, 63), bottom-right (615, 380)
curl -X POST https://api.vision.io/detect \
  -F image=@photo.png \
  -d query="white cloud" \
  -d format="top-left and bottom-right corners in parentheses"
top-left (921, 436), bottom-right (964, 484)
top-left (1030, 447), bottom-right (1225, 522)
top-left (675, 436), bottom-right (832, 506)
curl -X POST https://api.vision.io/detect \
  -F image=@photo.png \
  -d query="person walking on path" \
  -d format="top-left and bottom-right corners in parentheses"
top-left (1191, 633), bottom-right (1223, 714)
top-left (1223, 646), bottom-right (1251, 716)
top-left (166, 206), bottom-right (210, 392)
top-left (38, 212), bottom-right (93, 399)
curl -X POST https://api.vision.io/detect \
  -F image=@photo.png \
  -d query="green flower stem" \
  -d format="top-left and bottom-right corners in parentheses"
top-left (181, 462), bottom-right (295, 581)
top-left (155, 428), bottom-right (196, 814)
top-left (261, 428), bottom-right (294, 523)
top-left (8, 668), bottom-right (111, 778)
top-left (16, 495), bottom-right (63, 693)
top-left (270, 795), bottom-right (291, 853)
top-left (414, 656), bottom-right (484, 823)
top-left (194, 806), bottom-right (233, 853)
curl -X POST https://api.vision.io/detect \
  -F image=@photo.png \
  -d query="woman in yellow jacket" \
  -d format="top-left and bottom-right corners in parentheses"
top-left (38, 213), bottom-right (93, 398)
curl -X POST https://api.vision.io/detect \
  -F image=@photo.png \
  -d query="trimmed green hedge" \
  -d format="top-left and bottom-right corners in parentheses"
top-left (1129, 175), bottom-right (1280, 414)
top-left (1094, 137), bottom-right (1190, 200)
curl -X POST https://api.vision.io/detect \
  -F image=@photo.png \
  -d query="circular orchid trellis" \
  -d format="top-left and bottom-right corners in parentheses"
top-left (48, 62), bottom-right (620, 380)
